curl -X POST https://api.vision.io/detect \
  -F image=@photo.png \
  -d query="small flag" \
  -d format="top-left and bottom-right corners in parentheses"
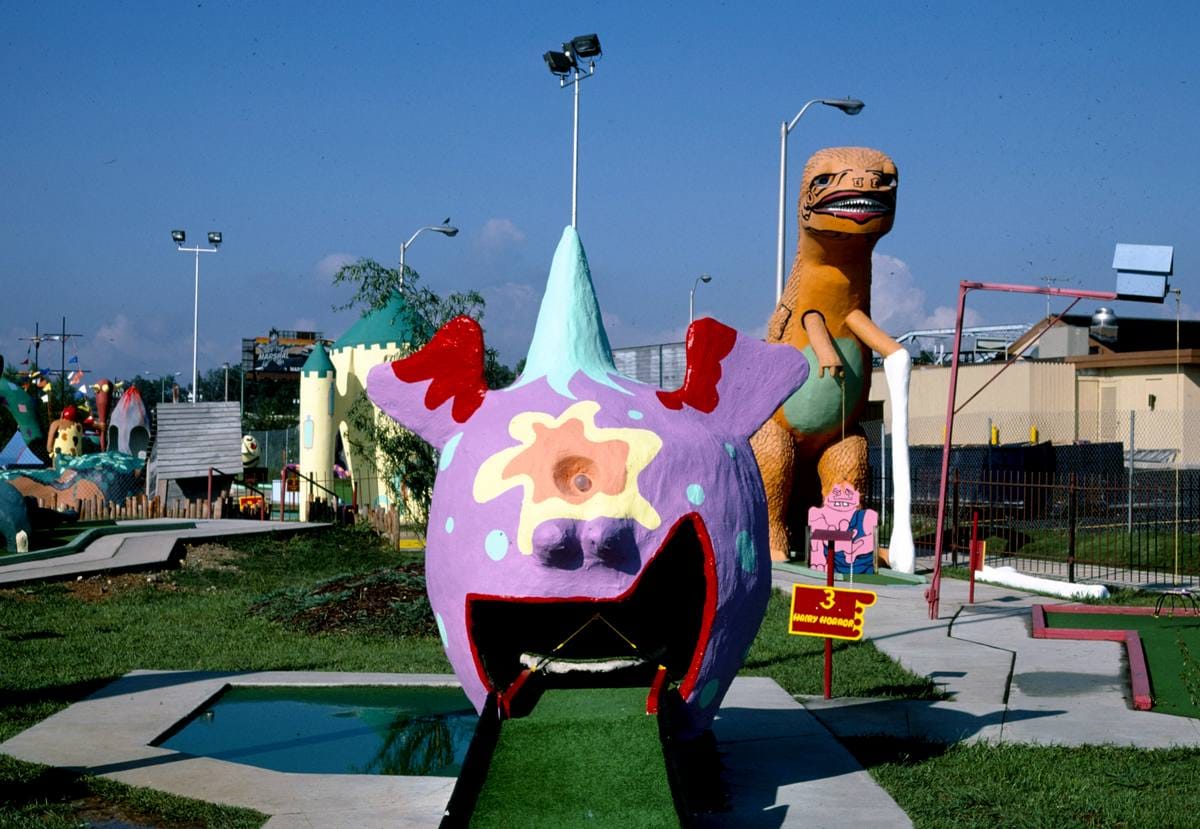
top-left (79, 384), bottom-right (89, 395)
top-left (68, 355), bottom-right (79, 365)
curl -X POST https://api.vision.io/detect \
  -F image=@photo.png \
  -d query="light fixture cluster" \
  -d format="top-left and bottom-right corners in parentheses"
top-left (543, 33), bottom-right (602, 77)
top-left (170, 230), bottom-right (223, 248)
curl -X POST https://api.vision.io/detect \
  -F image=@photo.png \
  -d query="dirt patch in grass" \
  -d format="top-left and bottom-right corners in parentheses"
top-left (250, 562), bottom-right (436, 638)
top-left (63, 572), bottom-right (181, 602)
top-left (73, 794), bottom-right (205, 829)
top-left (180, 542), bottom-right (246, 572)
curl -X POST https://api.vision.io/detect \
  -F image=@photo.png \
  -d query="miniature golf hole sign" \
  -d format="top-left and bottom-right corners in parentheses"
top-left (788, 583), bottom-right (877, 641)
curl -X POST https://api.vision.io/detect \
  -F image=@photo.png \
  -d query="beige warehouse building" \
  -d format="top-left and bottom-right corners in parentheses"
top-left (869, 314), bottom-right (1200, 467)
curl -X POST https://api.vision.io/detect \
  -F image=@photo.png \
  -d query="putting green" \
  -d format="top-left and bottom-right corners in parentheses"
top-left (1044, 610), bottom-right (1200, 718)
top-left (469, 686), bottom-right (678, 828)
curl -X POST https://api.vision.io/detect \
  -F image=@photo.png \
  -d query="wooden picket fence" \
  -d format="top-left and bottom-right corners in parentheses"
top-left (34, 494), bottom-right (231, 522)
top-left (357, 504), bottom-right (423, 548)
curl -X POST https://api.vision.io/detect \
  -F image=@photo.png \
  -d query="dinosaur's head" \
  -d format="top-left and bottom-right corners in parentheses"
top-left (799, 147), bottom-right (897, 242)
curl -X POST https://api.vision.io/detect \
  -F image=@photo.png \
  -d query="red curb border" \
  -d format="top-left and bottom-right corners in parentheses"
top-left (1030, 605), bottom-right (1153, 711)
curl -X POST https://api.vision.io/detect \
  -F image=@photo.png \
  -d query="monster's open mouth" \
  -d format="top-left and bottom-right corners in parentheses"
top-left (812, 190), bottom-right (894, 224)
top-left (466, 514), bottom-right (715, 702)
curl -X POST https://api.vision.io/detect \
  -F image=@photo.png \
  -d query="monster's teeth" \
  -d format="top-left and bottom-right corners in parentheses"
top-left (519, 652), bottom-right (649, 674)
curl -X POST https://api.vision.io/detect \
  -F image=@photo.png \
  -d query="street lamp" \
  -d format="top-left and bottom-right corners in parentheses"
top-left (400, 220), bottom-right (458, 290)
top-left (543, 33), bottom-right (603, 228)
top-left (223, 362), bottom-right (230, 402)
top-left (172, 229), bottom-right (222, 405)
top-left (689, 274), bottom-right (713, 324)
top-left (775, 98), bottom-right (864, 301)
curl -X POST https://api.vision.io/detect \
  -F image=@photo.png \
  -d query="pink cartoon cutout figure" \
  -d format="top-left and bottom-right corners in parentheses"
top-left (367, 227), bottom-right (809, 737)
top-left (808, 481), bottom-right (877, 575)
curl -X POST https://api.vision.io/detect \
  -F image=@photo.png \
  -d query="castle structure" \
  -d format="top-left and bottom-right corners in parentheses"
top-left (297, 292), bottom-right (430, 520)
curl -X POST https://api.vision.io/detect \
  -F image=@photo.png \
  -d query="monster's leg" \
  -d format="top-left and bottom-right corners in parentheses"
top-left (883, 349), bottom-right (914, 573)
top-left (751, 416), bottom-right (796, 561)
top-left (815, 432), bottom-right (869, 500)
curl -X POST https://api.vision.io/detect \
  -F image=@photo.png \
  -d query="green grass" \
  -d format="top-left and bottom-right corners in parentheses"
top-left (1044, 610), bottom-right (1200, 717)
top-left (0, 754), bottom-right (264, 828)
top-left (471, 687), bottom-right (678, 828)
top-left (847, 739), bottom-right (1200, 829)
top-left (0, 524), bottom-right (448, 827)
top-left (30, 519), bottom-right (115, 550)
top-left (741, 591), bottom-right (945, 699)
top-left (6, 523), bottom-right (1200, 828)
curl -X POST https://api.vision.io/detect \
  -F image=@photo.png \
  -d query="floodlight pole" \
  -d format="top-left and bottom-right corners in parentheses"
top-left (557, 62), bottom-right (595, 228)
top-left (776, 98), bottom-right (864, 302)
top-left (572, 66), bottom-right (581, 227)
top-left (175, 242), bottom-right (219, 405)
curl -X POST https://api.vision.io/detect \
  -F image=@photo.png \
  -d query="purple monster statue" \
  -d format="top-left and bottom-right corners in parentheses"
top-left (367, 227), bottom-right (808, 735)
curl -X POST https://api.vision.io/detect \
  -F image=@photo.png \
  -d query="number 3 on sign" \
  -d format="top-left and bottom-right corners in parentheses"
top-left (819, 589), bottom-right (836, 610)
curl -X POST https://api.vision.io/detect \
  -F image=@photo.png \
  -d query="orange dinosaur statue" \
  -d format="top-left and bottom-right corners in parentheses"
top-left (751, 146), bottom-right (914, 571)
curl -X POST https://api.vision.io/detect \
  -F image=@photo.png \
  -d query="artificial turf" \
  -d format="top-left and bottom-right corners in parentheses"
top-left (1044, 610), bottom-right (1200, 718)
top-left (469, 686), bottom-right (678, 828)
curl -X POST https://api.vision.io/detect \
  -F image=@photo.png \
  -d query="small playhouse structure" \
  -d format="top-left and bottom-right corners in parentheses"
top-left (297, 292), bottom-right (431, 520)
top-left (146, 401), bottom-right (243, 503)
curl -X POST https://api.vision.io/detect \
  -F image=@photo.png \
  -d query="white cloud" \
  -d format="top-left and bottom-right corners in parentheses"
top-left (314, 252), bottom-right (357, 280)
top-left (478, 281), bottom-right (541, 365)
top-left (85, 313), bottom-right (191, 380)
top-left (478, 218), bottom-right (526, 252)
top-left (871, 252), bottom-right (981, 333)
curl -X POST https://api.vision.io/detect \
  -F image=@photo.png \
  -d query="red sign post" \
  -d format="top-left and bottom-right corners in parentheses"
top-left (790, 530), bottom-right (878, 698)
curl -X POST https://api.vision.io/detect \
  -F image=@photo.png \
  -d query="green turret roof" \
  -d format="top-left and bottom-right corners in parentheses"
top-left (331, 292), bottom-right (433, 351)
top-left (301, 343), bottom-right (335, 377)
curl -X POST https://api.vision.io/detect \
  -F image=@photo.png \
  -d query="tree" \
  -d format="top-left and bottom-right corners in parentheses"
top-left (334, 259), bottom-right (514, 532)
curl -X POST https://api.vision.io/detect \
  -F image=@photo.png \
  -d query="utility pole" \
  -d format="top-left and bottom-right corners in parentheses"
top-left (22, 317), bottom-right (84, 416)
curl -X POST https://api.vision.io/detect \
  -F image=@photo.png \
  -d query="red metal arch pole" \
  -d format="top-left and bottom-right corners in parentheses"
top-left (927, 281), bottom-right (1118, 619)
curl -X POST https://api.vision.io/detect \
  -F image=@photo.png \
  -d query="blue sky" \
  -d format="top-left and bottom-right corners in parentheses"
top-left (2, 1), bottom-right (1196, 383)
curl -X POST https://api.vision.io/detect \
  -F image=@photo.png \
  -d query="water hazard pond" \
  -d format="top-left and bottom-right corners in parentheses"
top-left (156, 685), bottom-right (477, 776)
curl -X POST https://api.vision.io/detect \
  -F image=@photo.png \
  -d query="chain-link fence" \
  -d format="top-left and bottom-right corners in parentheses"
top-left (246, 427), bottom-right (300, 477)
top-left (899, 410), bottom-right (1186, 467)
top-left (863, 414), bottom-right (1197, 586)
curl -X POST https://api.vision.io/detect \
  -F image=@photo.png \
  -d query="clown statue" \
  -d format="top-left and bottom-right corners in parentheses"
top-left (46, 405), bottom-right (84, 465)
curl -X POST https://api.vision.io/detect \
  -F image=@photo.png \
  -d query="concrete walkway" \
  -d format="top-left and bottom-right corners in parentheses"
top-left (772, 563), bottom-right (1200, 748)
top-left (0, 671), bottom-right (912, 829)
top-left (0, 519), bottom-right (327, 586)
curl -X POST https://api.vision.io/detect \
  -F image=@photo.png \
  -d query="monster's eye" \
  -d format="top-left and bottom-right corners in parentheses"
top-left (875, 173), bottom-right (897, 187)
top-left (554, 455), bottom-right (597, 497)
top-left (812, 173), bottom-right (833, 187)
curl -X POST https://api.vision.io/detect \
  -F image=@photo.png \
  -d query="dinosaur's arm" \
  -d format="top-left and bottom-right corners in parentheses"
top-left (767, 302), bottom-right (792, 343)
top-left (803, 311), bottom-right (843, 377)
top-left (845, 309), bottom-right (904, 357)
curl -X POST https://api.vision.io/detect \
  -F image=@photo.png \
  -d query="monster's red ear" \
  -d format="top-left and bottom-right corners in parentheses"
top-left (657, 318), bottom-right (808, 437)
top-left (367, 316), bottom-right (488, 450)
